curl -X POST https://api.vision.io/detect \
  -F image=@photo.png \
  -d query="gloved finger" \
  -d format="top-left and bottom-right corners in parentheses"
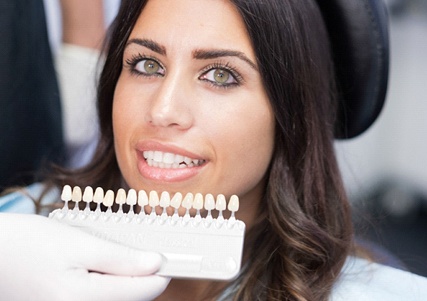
top-left (80, 273), bottom-right (171, 301)
top-left (76, 237), bottom-right (164, 276)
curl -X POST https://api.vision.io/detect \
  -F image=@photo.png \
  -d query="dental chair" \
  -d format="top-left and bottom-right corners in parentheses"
top-left (317, 0), bottom-right (405, 268)
top-left (317, 0), bottom-right (389, 139)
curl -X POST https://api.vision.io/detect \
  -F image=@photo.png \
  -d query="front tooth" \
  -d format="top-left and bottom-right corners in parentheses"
top-left (228, 195), bottom-right (239, 212)
top-left (153, 151), bottom-right (163, 162)
top-left (163, 152), bottom-right (175, 164)
top-left (184, 156), bottom-right (192, 164)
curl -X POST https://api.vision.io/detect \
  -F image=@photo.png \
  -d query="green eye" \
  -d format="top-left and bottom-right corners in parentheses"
top-left (144, 59), bottom-right (160, 74)
top-left (213, 69), bottom-right (230, 84)
top-left (200, 67), bottom-right (238, 87)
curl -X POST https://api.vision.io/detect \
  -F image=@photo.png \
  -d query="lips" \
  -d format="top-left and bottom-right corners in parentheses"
top-left (136, 141), bottom-right (207, 182)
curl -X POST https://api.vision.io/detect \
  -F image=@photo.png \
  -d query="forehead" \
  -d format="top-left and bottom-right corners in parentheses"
top-left (129, 0), bottom-right (254, 56)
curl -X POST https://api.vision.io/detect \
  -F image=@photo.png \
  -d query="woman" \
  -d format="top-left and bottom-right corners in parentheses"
top-left (57, 0), bottom-right (349, 299)
top-left (1, 0), bottom-right (426, 300)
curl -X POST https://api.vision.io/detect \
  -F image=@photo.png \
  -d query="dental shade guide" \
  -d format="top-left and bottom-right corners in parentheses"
top-left (49, 185), bottom-right (246, 281)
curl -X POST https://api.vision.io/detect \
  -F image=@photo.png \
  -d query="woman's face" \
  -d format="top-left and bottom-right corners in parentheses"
top-left (113, 0), bottom-right (275, 217)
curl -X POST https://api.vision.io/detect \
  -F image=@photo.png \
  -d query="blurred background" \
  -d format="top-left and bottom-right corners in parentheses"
top-left (336, 0), bottom-right (427, 277)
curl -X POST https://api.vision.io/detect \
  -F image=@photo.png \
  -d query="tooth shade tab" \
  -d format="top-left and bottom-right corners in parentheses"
top-left (149, 191), bottom-right (160, 207)
top-left (204, 194), bottom-right (215, 211)
top-left (170, 192), bottom-right (183, 209)
top-left (138, 190), bottom-right (149, 206)
top-left (61, 185), bottom-right (72, 201)
top-left (160, 191), bottom-right (171, 208)
top-left (82, 186), bottom-right (93, 203)
top-left (55, 186), bottom-right (241, 221)
top-left (182, 193), bottom-right (194, 209)
top-left (49, 188), bottom-right (246, 281)
top-left (71, 186), bottom-right (82, 203)
top-left (216, 194), bottom-right (227, 211)
top-left (93, 187), bottom-right (104, 204)
top-left (116, 188), bottom-right (127, 205)
top-left (193, 193), bottom-right (204, 210)
top-left (103, 190), bottom-right (114, 207)
top-left (228, 195), bottom-right (239, 213)
top-left (126, 189), bottom-right (137, 206)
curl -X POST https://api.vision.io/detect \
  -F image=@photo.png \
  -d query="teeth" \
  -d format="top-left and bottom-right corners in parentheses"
top-left (60, 186), bottom-right (240, 219)
top-left (143, 150), bottom-right (205, 169)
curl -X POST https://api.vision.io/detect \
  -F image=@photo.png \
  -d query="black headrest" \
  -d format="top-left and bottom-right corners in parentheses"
top-left (316, 0), bottom-right (390, 139)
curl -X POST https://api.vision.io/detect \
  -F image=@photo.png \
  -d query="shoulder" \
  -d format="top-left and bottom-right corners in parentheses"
top-left (331, 256), bottom-right (427, 301)
top-left (0, 183), bottom-right (60, 215)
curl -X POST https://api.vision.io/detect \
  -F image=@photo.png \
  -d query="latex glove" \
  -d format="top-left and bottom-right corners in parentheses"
top-left (0, 213), bottom-right (170, 301)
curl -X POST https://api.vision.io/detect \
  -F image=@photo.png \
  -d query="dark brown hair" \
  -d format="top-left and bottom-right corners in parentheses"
top-left (49, 0), bottom-right (353, 300)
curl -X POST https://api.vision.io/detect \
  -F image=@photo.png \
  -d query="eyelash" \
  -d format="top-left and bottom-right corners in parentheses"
top-left (125, 54), bottom-right (165, 78)
top-left (199, 62), bottom-right (244, 89)
top-left (124, 54), bottom-right (244, 88)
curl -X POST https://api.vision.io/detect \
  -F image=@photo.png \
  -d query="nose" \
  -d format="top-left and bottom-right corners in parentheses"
top-left (145, 72), bottom-right (194, 130)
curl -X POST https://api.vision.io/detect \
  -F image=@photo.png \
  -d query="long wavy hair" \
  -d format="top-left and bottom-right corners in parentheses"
top-left (49, 0), bottom-right (353, 300)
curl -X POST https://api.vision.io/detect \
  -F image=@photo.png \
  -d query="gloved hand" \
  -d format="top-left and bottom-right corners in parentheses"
top-left (0, 213), bottom-right (170, 301)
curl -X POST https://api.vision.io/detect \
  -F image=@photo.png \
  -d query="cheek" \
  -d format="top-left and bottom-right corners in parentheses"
top-left (210, 98), bottom-right (275, 195)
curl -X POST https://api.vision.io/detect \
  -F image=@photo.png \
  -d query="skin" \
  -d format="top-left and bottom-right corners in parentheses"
top-left (112, 0), bottom-right (275, 298)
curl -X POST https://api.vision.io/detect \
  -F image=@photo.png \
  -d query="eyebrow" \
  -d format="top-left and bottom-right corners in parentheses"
top-left (193, 49), bottom-right (258, 71)
top-left (125, 38), bottom-right (257, 71)
top-left (126, 38), bottom-right (166, 55)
